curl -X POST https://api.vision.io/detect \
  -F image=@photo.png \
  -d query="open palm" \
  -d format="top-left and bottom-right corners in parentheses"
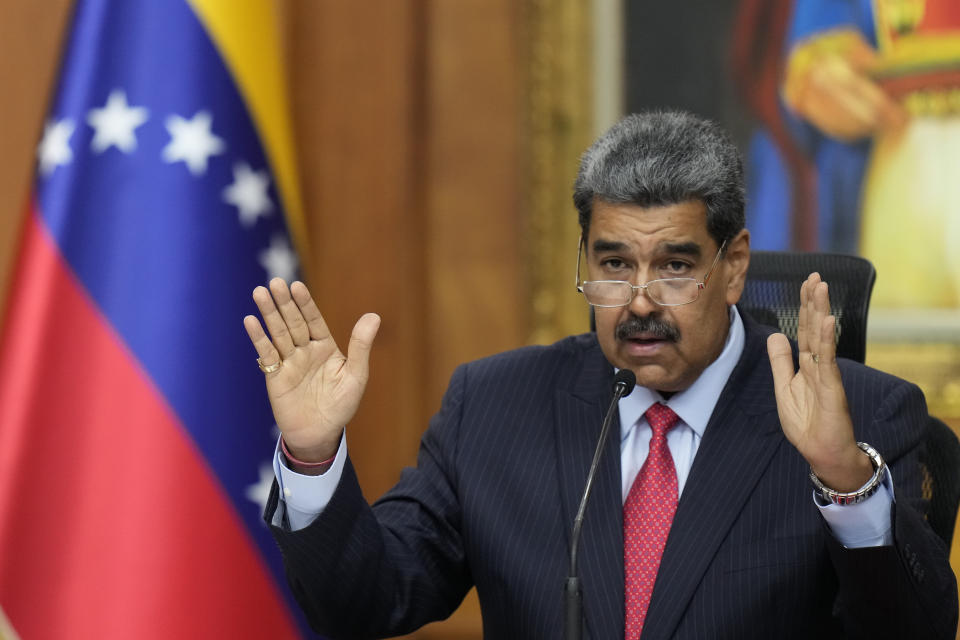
top-left (243, 278), bottom-right (380, 462)
top-left (766, 273), bottom-right (871, 491)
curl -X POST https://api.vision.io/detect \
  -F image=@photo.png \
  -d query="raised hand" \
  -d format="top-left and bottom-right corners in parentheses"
top-left (766, 273), bottom-right (873, 491)
top-left (243, 278), bottom-right (381, 462)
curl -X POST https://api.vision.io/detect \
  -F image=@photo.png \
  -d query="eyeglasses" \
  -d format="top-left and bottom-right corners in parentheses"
top-left (575, 236), bottom-right (727, 307)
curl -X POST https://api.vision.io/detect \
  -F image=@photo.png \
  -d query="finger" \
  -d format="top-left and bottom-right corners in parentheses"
top-left (796, 277), bottom-right (807, 353)
top-left (798, 274), bottom-right (823, 380)
top-left (810, 281), bottom-right (831, 360)
top-left (345, 313), bottom-right (382, 385)
top-left (797, 273), bottom-right (818, 354)
top-left (252, 284), bottom-right (296, 359)
top-left (767, 333), bottom-right (796, 399)
top-left (290, 280), bottom-right (333, 343)
top-left (269, 278), bottom-right (310, 347)
top-left (243, 315), bottom-right (282, 374)
top-left (817, 314), bottom-right (844, 387)
top-left (814, 284), bottom-right (843, 389)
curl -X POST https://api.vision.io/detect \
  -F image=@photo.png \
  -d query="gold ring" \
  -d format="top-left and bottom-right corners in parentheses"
top-left (257, 357), bottom-right (282, 374)
top-left (811, 353), bottom-right (820, 364)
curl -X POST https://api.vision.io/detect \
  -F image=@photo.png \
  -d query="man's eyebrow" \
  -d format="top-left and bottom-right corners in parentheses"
top-left (661, 242), bottom-right (702, 258)
top-left (591, 239), bottom-right (629, 253)
top-left (590, 239), bottom-right (704, 257)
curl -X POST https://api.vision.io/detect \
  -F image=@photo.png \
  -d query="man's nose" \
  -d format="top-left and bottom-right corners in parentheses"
top-left (627, 284), bottom-right (659, 317)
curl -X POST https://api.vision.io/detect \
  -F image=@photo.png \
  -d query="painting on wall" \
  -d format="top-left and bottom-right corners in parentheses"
top-left (623, 0), bottom-right (960, 417)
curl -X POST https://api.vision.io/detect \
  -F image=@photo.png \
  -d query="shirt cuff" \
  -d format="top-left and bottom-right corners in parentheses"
top-left (815, 470), bottom-right (895, 548)
top-left (272, 430), bottom-right (348, 531)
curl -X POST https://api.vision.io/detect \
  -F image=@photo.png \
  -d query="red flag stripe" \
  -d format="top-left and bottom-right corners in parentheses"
top-left (0, 209), bottom-right (298, 639)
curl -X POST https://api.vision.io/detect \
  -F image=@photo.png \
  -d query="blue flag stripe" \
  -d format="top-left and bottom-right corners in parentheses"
top-left (36, 0), bottom-right (307, 634)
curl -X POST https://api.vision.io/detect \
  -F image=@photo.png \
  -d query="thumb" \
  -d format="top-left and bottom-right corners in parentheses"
top-left (767, 332), bottom-right (795, 397)
top-left (345, 313), bottom-right (381, 383)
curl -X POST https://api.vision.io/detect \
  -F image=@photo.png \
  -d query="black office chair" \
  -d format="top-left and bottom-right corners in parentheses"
top-left (740, 250), bottom-right (960, 547)
top-left (920, 416), bottom-right (960, 546)
top-left (739, 251), bottom-right (875, 363)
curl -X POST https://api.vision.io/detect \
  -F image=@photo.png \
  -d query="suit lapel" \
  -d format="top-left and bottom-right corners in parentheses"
top-left (640, 316), bottom-right (784, 639)
top-left (554, 340), bottom-right (624, 640)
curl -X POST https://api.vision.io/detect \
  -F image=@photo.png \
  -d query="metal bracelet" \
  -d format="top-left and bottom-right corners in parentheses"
top-left (809, 442), bottom-right (887, 506)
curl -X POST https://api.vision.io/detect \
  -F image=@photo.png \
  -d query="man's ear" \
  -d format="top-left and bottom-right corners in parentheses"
top-left (723, 229), bottom-right (750, 306)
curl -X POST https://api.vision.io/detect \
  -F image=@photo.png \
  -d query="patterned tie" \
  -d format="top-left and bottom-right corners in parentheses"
top-left (624, 402), bottom-right (681, 640)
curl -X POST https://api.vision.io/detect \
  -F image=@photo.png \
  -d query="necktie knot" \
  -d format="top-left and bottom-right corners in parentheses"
top-left (644, 402), bottom-right (680, 439)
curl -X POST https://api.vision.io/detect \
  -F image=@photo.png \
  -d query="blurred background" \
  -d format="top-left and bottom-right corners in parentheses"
top-left (1, 1), bottom-right (958, 638)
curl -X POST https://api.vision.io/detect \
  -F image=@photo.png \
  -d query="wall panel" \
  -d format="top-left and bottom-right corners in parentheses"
top-left (0, 0), bottom-right (73, 315)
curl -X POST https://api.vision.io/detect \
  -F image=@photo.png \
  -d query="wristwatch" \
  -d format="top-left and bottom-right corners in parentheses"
top-left (809, 442), bottom-right (887, 506)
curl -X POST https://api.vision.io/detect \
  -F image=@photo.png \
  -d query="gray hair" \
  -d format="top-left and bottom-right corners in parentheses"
top-left (573, 110), bottom-right (745, 248)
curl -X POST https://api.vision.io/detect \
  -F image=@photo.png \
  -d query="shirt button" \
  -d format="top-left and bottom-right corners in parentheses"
top-left (283, 487), bottom-right (292, 498)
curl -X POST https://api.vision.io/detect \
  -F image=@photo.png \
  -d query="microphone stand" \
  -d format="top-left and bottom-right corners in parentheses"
top-left (565, 370), bottom-right (636, 640)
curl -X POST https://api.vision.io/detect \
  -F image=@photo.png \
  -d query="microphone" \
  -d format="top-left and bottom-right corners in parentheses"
top-left (565, 369), bottom-right (636, 640)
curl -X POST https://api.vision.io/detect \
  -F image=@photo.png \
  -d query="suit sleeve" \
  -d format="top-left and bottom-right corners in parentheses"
top-left (826, 376), bottom-right (958, 639)
top-left (264, 364), bottom-right (473, 639)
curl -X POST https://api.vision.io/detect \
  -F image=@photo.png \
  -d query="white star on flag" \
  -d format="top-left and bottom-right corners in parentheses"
top-left (37, 118), bottom-right (75, 176)
top-left (245, 462), bottom-right (275, 514)
top-left (162, 110), bottom-right (225, 175)
top-left (259, 235), bottom-right (298, 283)
top-left (86, 89), bottom-right (149, 153)
top-left (223, 162), bottom-right (273, 227)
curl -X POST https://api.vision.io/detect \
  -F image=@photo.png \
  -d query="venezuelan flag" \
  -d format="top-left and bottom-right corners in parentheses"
top-left (0, 0), bottom-right (310, 637)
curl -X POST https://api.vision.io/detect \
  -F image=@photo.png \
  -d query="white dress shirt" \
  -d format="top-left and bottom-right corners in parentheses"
top-left (275, 306), bottom-right (893, 546)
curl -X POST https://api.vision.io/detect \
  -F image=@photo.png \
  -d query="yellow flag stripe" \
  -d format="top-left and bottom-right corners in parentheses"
top-left (185, 0), bottom-right (309, 262)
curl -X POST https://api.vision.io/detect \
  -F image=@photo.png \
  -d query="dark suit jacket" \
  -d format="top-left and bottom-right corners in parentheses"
top-left (267, 314), bottom-right (958, 639)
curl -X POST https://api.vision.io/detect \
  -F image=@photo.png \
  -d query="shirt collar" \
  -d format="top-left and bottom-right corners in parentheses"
top-left (618, 305), bottom-right (746, 440)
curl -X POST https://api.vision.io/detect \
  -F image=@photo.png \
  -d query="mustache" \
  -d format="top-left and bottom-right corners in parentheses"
top-left (615, 315), bottom-right (681, 342)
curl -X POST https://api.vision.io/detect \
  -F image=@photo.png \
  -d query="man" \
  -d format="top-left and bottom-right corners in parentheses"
top-left (244, 111), bottom-right (957, 639)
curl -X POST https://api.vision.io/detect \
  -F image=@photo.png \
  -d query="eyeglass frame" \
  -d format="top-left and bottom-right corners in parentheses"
top-left (575, 235), bottom-right (728, 307)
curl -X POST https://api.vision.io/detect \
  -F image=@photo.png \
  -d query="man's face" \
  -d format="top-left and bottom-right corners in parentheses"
top-left (586, 199), bottom-right (750, 393)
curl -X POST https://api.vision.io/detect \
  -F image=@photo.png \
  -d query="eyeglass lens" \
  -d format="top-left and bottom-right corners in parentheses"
top-left (581, 279), bottom-right (700, 307)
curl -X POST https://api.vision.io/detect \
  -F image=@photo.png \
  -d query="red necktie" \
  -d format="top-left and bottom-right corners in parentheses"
top-left (624, 402), bottom-right (680, 640)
